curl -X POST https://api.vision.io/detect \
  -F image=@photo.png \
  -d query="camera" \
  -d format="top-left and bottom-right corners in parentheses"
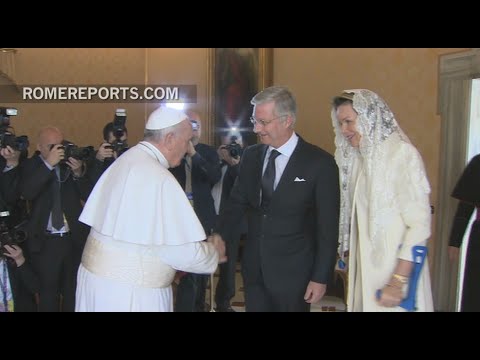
top-left (0, 212), bottom-right (27, 259)
top-left (0, 133), bottom-right (29, 152)
top-left (105, 140), bottom-right (128, 156)
top-left (0, 107), bottom-right (30, 152)
top-left (113, 108), bottom-right (127, 139)
top-left (225, 136), bottom-right (242, 158)
top-left (50, 142), bottom-right (94, 162)
top-left (1, 224), bottom-right (27, 248)
top-left (107, 109), bottom-right (129, 155)
top-left (63, 142), bottom-right (94, 161)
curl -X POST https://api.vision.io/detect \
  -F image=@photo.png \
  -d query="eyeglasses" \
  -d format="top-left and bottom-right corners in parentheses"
top-left (190, 120), bottom-right (199, 130)
top-left (249, 115), bottom-right (286, 127)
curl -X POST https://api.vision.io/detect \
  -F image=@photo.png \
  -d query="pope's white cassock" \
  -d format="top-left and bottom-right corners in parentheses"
top-left (75, 141), bottom-right (219, 312)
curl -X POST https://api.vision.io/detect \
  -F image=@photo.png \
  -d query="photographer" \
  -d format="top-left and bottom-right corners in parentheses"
top-left (211, 136), bottom-right (247, 312)
top-left (1, 244), bottom-right (39, 312)
top-left (1, 146), bottom-right (24, 221)
top-left (19, 126), bottom-right (92, 312)
top-left (87, 113), bottom-right (128, 185)
top-left (170, 110), bottom-right (221, 312)
top-left (212, 138), bottom-right (242, 218)
top-left (0, 107), bottom-right (29, 227)
top-left (1, 145), bottom-right (39, 312)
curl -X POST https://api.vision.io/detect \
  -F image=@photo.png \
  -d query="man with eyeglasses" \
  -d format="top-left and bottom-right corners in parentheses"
top-left (170, 110), bottom-right (221, 312)
top-left (213, 86), bottom-right (340, 312)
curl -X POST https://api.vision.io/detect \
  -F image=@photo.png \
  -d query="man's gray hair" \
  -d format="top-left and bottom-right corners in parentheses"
top-left (250, 85), bottom-right (297, 126)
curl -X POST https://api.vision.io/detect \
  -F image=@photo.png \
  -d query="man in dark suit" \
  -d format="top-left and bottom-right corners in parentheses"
top-left (1, 145), bottom-right (39, 312)
top-left (170, 111), bottom-right (221, 312)
top-left (211, 140), bottom-right (247, 312)
top-left (1, 145), bottom-right (28, 229)
top-left (214, 86), bottom-right (340, 312)
top-left (20, 126), bottom-right (92, 312)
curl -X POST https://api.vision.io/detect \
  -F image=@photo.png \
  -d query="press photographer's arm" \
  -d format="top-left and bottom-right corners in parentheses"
top-left (1, 145), bottom-right (20, 168)
top-left (0, 146), bottom-right (22, 204)
top-left (3, 244), bottom-right (26, 267)
top-left (1, 243), bottom-right (40, 303)
top-left (0, 118), bottom-right (40, 311)
top-left (218, 145), bottom-right (241, 167)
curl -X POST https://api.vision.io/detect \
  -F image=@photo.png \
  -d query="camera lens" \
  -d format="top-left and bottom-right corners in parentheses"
top-left (229, 148), bottom-right (239, 158)
top-left (13, 230), bottom-right (27, 243)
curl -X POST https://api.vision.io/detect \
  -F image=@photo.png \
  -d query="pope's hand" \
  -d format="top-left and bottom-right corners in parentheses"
top-left (208, 233), bottom-right (227, 264)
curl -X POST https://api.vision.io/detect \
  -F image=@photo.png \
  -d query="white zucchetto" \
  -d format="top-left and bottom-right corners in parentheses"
top-left (145, 107), bottom-right (188, 130)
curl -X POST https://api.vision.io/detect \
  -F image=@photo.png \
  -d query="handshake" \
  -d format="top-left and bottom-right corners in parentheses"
top-left (207, 233), bottom-right (227, 264)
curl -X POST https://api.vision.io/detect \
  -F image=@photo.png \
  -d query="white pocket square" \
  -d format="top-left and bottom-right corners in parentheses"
top-left (294, 177), bottom-right (306, 182)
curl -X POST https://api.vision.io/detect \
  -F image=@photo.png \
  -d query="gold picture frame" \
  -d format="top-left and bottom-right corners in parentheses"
top-left (206, 48), bottom-right (273, 146)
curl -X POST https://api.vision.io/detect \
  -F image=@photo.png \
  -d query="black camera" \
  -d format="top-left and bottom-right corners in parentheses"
top-left (63, 142), bottom-right (94, 161)
top-left (0, 107), bottom-right (29, 152)
top-left (0, 133), bottom-right (29, 152)
top-left (113, 109), bottom-right (127, 139)
top-left (51, 142), bottom-right (94, 162)
top-left (107, 109), bottom-right (129, 156)
top-left (225, 136), bottom-right (242, 158)
top-left (106, 141), bottom-right (128, 155)
top-left (0, 212), bottom-right (27, 259)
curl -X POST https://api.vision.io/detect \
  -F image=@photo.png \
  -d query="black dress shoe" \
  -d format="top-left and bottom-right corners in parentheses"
top-left (215, 306), bottom-right (236, 312)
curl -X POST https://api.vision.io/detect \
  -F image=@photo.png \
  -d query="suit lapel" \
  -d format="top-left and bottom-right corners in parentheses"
top-left (253, 145), bottom-right (269, 206)
top-left (272, 138), bottom-right (305, 199)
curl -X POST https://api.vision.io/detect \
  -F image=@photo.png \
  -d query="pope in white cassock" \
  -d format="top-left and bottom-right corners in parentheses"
top-left (75, 107), bottom-right (226, 312)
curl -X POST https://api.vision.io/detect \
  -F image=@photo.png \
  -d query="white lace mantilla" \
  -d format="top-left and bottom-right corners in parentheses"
top-left (332, 89), bottom-right (429, 265)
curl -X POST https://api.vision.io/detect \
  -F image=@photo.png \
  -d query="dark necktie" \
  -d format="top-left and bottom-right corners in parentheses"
top-left (51, 166), bottom-right (64, 230)
top-left (185, 155), bottom-right (193, 206)
top-left (261, 149), bottom-right (280, 209)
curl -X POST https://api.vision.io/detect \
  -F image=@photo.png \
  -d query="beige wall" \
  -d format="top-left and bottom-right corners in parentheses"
top-left (145, 48), bottom-right (209, 143)
top-left (274, 48), bottom-right (469, 257)
top-left (9, 48), bottom-right (146, 151)
top-left (2, 48), bottom-right (211, 151)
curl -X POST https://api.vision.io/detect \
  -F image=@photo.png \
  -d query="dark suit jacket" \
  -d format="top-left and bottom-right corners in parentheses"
top-left (170, 143), bottom-right (221, 233)
top-left (0, 159), bottom-right (20, 205)
top-left (216, 137), bottom-right (340, 295)
top-left (1, 160), bottom-right (38, 311)
top-left (6, 257), bottom-right (39, 312)
top-left (218, 161), bottom-right (247, 235)
top-left (86, 147), bottom-right (127, 186)
top-left (219, 162), bottom-right (239, 215)
top-left (86, 154), bottom-right (111, 186)
top-left (19, 153), bottom-right (92, 253)
top-left (0, 160), bottom-right (26, 227)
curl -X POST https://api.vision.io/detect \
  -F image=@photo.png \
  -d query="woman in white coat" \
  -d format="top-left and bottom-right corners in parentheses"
top-left (331, 89), bottom-right (433, 312)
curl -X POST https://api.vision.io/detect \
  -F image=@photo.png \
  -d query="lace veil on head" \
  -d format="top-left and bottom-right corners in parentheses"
top-left (331, 89), bottom-right (412, 263)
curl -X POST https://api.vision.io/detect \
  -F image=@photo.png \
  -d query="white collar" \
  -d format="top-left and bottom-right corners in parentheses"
top-left (138, 141), bottom-right (169, 168)
top-left (267, 132), bottom-right (298, 158)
